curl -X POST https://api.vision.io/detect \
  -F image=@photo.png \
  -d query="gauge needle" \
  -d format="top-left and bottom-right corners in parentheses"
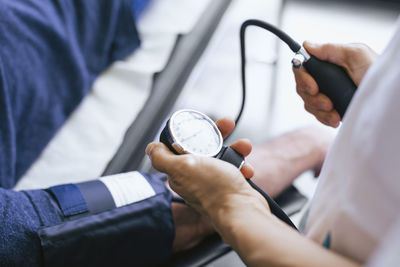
top-left (181, 130), bottom-right (203, 143)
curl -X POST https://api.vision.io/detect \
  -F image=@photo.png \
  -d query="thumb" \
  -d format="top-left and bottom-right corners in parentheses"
top-left (146, 142), bottom-right (179, 174)
top-left (303, 41), bottom-right (348, 68)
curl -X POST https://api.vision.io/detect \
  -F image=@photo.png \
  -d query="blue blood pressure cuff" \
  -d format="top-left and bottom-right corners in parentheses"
top-left (39, 172), bottom-right (174, 266)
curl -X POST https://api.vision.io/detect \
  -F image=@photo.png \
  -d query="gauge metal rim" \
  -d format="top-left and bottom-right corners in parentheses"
top-left (168, 109), bottom-right (223, 157)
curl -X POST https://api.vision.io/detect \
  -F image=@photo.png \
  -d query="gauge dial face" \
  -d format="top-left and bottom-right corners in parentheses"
top-left (169, 110), bottom-right (223, 157)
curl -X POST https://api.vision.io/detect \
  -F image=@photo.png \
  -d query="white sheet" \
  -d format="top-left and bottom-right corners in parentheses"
top-left (15, 0), bottom-right (211, 190)
top-left (138, 0), bottom-right (212, 34)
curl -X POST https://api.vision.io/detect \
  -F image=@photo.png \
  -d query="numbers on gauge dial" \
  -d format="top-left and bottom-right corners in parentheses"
top-left (171, 111), bottom-right (221, 156)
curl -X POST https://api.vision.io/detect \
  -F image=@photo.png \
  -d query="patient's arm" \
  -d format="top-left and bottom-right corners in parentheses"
top-left (0, 0), bottom-right (175, 265)
top-left (172, 202), bottom-right (214, 252)
top-left (0, 172), bottom-right (175, 266)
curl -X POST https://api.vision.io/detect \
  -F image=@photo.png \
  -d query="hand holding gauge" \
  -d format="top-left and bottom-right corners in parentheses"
top-left (160, 109), bottom-right (245, 169)
top-left (158, 109), bottom-right (298, 230)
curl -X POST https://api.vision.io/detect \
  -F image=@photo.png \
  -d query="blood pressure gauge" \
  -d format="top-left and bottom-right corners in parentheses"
top-left (160, 109), bottom-right (245, 169)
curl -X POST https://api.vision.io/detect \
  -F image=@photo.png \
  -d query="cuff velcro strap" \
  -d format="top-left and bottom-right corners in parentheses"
top-left (48, 172), bottom-right (157, 218)
top-left (47, 184), bottom-right (88, 217)
top-left (77, 180), bottom-right (116, 214)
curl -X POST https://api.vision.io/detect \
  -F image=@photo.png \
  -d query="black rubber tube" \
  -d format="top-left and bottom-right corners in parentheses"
top-left (237, 19), bottom-right (301, 127)
top-left (247, 180), bottom-right (298, 230)
top-left (218, 147), bottom-right (298, 230)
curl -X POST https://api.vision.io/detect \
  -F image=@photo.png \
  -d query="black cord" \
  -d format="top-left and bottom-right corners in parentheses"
top-left (237, 19), bottom-right (301, 231)
top-left (236, 19), bottom-right (301, 126)
top-left (247, 180), bottom-right (298, 230)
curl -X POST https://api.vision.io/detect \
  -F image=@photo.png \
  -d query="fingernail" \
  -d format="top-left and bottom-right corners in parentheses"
top-left (329, 118), bottom-right (339, 127)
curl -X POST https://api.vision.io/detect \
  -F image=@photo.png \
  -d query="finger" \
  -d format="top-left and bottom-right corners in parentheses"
top-left (297, 90), bottom-right (334, 112)
top-left (240, 163), bottom-right (254, 179)
top-left (304, 41), bottom-right (347, 67)
top-left (304, 104), bottom-right (340, 127)
top-left (215, 117), bottom-right (235, 139)
top-left (293, 66), bottom-right (319, 95)
top-left (146, 142), bottom-right (179, 173)
top-left (229, 139), bottom-right (252, 157)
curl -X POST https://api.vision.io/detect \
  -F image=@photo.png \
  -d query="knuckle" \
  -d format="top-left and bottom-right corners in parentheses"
top-left (302, 93), bottom-right (312, 103)
top-left (321, 43), bottom-right (334, 53)
top-left (307, 93), bottom-right (317, 103)
top-left (178, 155), bottom-right (198, 170)
top-left (313, 95), bottom-right (327, 110)
top-left (304, 103), bottom-right (312, 113)
top-left (349, 43), bottom-right (367, 53)
top-left (304, 104), bottom-right (319, 117)
top-left (316, 116), bottom-right (329, 126)
top-left (299, 92), bottom-right (308, 103)
top-left (346, 45), bottom-right (364, 59)
top-left (296, 85), bottom-right (302, 94)
top-left (296, 83), bottom-right (308, 95)
top-left (151, 148), bottom-right (161, 161)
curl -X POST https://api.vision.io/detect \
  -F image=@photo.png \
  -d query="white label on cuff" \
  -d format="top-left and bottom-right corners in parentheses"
top-left (99, 172), bottom-right (156, 208)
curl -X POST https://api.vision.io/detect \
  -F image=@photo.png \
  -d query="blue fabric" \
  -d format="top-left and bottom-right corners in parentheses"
top-left (133, 0), bottom-right (152, 19)
top-left (0, 0), bottom-right (141, 189)
top-left (142, 171), bottom-right (170, 194)
top-left (0, 188), bottom-right (63, 266)
top-left (0, 0), bottom-right (174, 266)
top-left (48, 184), bottom-right (88, 217)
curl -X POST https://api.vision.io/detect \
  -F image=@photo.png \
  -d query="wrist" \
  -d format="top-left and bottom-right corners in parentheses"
top-left (205, 189), bottom-right (270, 238)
